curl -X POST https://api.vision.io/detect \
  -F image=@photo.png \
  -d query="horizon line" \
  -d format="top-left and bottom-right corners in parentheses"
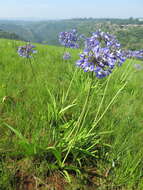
top-left (0, 16), bottom-right (142, 21)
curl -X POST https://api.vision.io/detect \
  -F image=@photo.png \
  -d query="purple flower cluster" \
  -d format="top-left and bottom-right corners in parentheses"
top-left (86, 31), bottom-right (121, 49)
top-left (124, 50), bottom-right (143, 59)
top-left (76, 31), bottom-right (126, 78)
top-left (18, 44), bottom-right (37, 58)
top-left (59, 29), bottom-right (79, 48)
top-left (63, 52), bottom-right (71, 60)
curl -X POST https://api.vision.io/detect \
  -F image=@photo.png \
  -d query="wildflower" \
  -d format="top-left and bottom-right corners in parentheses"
top-left (76, 31), bottom-right (126, 78)
top-left (17, 44), bottom-right (37, 58)
top-left (63, 52), bottom-right (71, 60)
top-left (124, 50), bottom-right (143, 59)
top-left (85, 31), bottom-right (125, 65)
top-left (133, 64), bottom-right (143, 71)
top-left (76, 46), bottom-right (115, 78)
top-left (59, 29), bottom-right (79, 48)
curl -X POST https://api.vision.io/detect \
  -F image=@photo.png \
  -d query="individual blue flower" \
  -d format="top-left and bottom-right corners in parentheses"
top-left (17, 44), bottom-right (37, 58)
top-left (63, 52), bottom-right (71, 60)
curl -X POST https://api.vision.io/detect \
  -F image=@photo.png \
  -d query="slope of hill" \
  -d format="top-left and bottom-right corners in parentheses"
top-left (0, 38), bottom-right (143, 189)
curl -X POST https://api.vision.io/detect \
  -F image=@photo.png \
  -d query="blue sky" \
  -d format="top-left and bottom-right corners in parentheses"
top-left (0, 0), bottom-right (143, 19)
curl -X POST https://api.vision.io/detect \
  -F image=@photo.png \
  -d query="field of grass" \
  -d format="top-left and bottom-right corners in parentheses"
top-left (0, 38), bottom-right (143, 190)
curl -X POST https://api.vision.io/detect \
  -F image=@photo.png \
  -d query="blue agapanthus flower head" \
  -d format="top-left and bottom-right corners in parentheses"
top-left (17, 43), bottom-right (37, 58)
top-left (59, 29), bottom-right (79, 48)
top-left (76, 31), bottom-right (126, 79)
top-left (63, 52), bottom-right (71, 60)
top-left (76, 46), bottom-right (116, 78)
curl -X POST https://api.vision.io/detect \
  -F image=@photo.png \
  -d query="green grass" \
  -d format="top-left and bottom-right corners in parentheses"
top-left (0, 38), bottom-right (143, 190)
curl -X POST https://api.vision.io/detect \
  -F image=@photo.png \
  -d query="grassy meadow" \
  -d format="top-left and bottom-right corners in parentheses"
top-left (0, 38), bottom-right (143, 190)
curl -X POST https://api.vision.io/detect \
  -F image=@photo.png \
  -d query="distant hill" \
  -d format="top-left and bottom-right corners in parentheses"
top-left (0, 29), bottom-right (21, 40)
top-left (0, 18), bottom-right (143, 50)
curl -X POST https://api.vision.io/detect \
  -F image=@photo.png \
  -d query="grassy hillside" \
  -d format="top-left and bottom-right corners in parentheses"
top-left (0, 39), bottom-right (143, 190)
